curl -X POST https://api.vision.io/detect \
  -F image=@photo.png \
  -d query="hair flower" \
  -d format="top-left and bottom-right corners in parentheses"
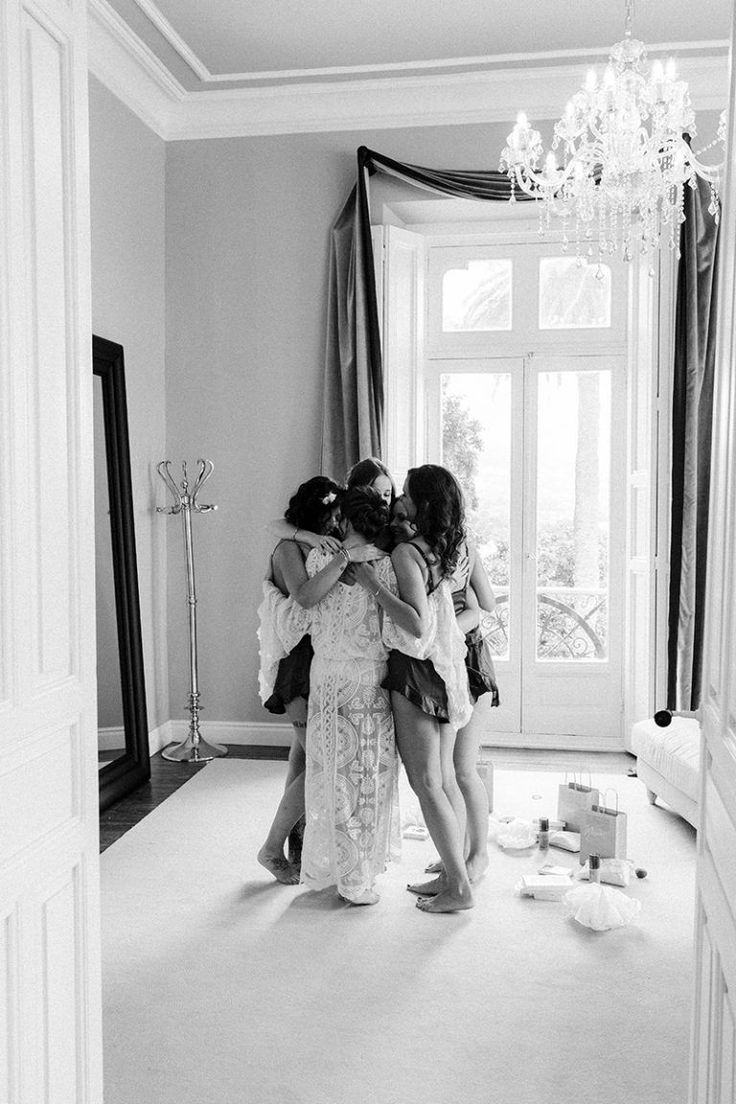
top-left (321, 491), bottom-right (336, 505)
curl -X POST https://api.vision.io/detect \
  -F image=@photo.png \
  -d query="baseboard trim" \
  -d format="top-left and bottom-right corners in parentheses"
top-left (478, 731), bottom-right (626, 753)
top-left (161, 720), bottom-right (292, 751)
top-left (98, 725), bottom-right (126, 751)
top-left (149, 721), bottom-right (173, 756)
top-left (153, 720), bottom-right (623, 757)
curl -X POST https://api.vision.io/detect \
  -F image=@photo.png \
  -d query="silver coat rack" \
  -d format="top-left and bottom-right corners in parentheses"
top-left (157, 459), bottom-right (227, 763)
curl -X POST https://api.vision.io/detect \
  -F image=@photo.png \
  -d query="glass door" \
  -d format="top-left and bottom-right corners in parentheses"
top-left (427, 353), bottom-right (625, 741)
top-left (522, 355), bottom-right (625, 739)
top-left (427, 360), bottom-right (523, 736)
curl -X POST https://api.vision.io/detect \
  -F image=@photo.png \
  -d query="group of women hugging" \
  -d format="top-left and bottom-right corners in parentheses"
top-left (256, 458), bottom-right (499, 914)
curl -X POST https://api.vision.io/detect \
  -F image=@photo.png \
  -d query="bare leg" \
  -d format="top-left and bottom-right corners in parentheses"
top-left (409, 723), bottom-right (466, 896)
top-left (393, 693), bottom-right (473, 913)
top-left (453, 720), bottom-right (489, 883)
top-left (257, 698), bottom-right (307, 884)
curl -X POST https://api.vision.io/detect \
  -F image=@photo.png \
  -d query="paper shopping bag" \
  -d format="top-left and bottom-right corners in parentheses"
top-left (557, 773), bottom-right (600, 832)
top-left (579, 791), bottom-right (627, 864)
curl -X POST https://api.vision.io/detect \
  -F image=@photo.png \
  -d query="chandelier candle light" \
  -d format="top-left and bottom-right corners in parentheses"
top-left (157, 458), bottom-right (227, 763)
top-left (499, 0), bottom-right (725, 265)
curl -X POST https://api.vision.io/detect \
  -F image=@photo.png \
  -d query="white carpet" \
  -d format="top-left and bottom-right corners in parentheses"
top-left (101, 758), bottom-right (696, 1104)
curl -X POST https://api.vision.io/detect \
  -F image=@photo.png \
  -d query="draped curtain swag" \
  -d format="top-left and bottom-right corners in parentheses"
top-left (321, 147), bottom-right (521, 479)
top-left (321, 146), bottom-right (718, 713)
top-left (667, 177), bottom-right (720, 710)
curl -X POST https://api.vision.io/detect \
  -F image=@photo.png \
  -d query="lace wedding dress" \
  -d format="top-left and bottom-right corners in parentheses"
top-left (301, 549), bottom-right (401, 902)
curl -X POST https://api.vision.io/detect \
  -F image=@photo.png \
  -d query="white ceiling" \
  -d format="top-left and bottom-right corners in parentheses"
top-left (107, 0), bottom-right (730, 82)
top-left (89, 0), bottom-right (732, 140)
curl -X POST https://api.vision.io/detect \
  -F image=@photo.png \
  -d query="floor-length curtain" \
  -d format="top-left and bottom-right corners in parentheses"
top-left (321, 147), bottom-right (521, 478)
top-left (667, 178), bottom-right (720, 710)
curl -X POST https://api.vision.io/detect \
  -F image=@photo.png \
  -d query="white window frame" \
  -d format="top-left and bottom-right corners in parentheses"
top-left (376, 204), bottom-right (668, 747)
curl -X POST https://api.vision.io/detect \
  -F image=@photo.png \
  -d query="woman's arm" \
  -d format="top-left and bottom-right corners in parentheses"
top-left (456, 583), bottom-right (480, 635)
top-left (353, 543), bottom-right (430, 638)
top-left (267, 517), bottom-right (341, 553)
top-left (468, 544), bottom-right (496, 613)
top-left (276, 542), bottom-right (349, 609)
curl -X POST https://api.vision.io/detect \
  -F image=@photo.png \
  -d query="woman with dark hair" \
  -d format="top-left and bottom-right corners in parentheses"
top-left (345, 456), bottom-right (396, 506)
top-left (388, 493), bottom-right (499, 887)
top-left (268, 457), bottom-right (397, 554)
top-left (257, 476), bottom-right (360, 883)
top-left (420, 542), bottom-right (499, 889)
top-left (300, 486), bottom-right (401, 905)
top-left (353, 465), bottom-right (474, 914)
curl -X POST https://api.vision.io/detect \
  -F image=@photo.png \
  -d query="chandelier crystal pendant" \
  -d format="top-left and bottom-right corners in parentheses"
top-left (499, 0), bottom-right (726, 265)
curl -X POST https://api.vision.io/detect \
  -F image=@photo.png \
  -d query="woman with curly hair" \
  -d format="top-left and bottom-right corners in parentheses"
top-left (353, 465), bottom-right (475, 914)
top-left (300, 486), bottom-right (401, 905)
top-left (257, 476), bottom-right (358, 883)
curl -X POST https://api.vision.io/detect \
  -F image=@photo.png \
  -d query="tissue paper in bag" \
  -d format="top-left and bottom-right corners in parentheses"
top-left (564, 883), bottom-right (641, 931)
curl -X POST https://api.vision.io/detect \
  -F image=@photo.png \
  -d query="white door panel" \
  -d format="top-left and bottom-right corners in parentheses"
top-left (690, 14), bottom-right (736, 1098)
top-left (524, 355), bottom-right (626, 744)
top-left (1, 0), bottom-right (102, 1100)
top-left (425, 354), bottom-right (625, 745)
top-left (426, 358), bottom-right (523, 737)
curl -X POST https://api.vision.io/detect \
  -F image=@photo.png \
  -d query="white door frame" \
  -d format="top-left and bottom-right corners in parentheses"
top-left (689, 12), bottom-right (736, 1096)
top-left (1, 1), bottom-right (102, 1099)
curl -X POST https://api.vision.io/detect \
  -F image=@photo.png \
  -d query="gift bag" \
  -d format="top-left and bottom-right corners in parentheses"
top-left (557, 772), bottom-right (600, 833)
top-left (579, 790), bottom-right (627, 864)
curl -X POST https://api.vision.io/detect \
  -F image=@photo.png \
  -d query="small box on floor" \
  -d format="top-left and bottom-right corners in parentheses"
top-left (517, 874), bottom-right (573, 900)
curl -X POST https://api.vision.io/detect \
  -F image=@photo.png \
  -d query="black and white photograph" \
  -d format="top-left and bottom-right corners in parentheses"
top-left (2, 1), bottom-right (736, 1101)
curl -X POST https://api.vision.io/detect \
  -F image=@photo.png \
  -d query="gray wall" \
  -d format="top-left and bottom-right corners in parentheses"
top-left (90, 86), bottom-right (724, 736)
top-left (89, 76), bottom-right (169, 733)
top-left (164, 123), bottom-right (516, 728)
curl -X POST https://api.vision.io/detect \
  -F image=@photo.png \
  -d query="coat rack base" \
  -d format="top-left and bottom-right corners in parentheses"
top-left (162, 734), bottom-right (229, 763)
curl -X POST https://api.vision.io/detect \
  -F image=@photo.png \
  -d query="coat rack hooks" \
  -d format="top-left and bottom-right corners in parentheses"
top-left (157, 459), bottom-right (228, 763)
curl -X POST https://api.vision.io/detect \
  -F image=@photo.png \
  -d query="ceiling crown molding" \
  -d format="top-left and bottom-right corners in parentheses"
top-left (88, 0), bottom-right (184, 138)
top-left (87, 0), bottom-right (729, 142)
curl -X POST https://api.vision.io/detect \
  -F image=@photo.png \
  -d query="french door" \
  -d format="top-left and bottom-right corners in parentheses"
top-left (426, 352), bottom-right (626, 745)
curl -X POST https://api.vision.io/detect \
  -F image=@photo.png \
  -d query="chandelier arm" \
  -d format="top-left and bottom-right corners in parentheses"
top-left (684, 157), bottom-right (724, 184)
top-left (510, 160), bottom-right (580, 197)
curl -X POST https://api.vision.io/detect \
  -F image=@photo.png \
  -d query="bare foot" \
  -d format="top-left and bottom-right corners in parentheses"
top-left (424, 855), bottom-right (489, 884)
top-left (416, 887), bottom-right (474, 913)
top-left (466, 853), bottom-right (489, 884)
top-left (407, 875), bottom-right (447, 896)
top-left (257, 848), bottom-right (300, 885)
top-left (340, 889), bottom-right (380, 906)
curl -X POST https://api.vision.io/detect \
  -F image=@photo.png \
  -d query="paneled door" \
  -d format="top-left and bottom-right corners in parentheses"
top-left (1, 1), bottom-right (103, 1100)
top-left (689, 10), bottom-right (736, 1096)
top-left (426, 351), bottom-right (626, 746)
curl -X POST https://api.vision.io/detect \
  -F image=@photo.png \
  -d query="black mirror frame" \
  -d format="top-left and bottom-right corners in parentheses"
top-left (93, 335), bottom-right (151, 810)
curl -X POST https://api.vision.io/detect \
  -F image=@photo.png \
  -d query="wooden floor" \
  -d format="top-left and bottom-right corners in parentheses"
top-left (98, 745), bottom-right (288, 853)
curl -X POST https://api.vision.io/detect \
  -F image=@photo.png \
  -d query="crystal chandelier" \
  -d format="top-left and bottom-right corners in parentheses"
top-left (499, 0), bottom-right (726, 263)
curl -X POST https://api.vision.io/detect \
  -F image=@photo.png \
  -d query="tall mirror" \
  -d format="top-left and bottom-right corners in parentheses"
top-left (93, 335), bottom-right (151, 810)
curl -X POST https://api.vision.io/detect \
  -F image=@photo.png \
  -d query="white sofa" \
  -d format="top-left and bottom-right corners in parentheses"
top-left (630, 716), bottom-right (701, 829)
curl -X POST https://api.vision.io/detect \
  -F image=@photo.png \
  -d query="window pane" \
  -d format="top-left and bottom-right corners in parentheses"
top-left (535, 370), bottom-right (611, 661)
top-left (441, 373), bottom-right (511, 660)
top-left (442, 260), bottom-right (512, 332)
top-left (539, 258), bottom-right (612, 329)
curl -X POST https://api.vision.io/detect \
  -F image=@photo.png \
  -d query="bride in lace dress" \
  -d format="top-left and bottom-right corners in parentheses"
top-left (301, 486), bottom-right (401, 906)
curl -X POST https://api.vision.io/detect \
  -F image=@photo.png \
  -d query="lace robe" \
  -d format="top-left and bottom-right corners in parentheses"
top-left (301, 549), bottom-right (401, 902)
